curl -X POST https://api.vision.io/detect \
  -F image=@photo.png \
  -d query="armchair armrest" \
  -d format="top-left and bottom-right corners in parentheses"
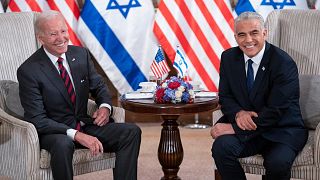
top-left (87, 99), bottom-right (125, 123)
top-left (0, 108), bottom-right (40, 179)
top-left (212, 108), bottom-right (223, 125)
top-left (314, 122), bottom-right (320, 167)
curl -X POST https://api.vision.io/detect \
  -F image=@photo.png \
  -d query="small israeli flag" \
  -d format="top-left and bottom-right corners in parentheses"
top-left (173, 46), bottom-right (188, 78)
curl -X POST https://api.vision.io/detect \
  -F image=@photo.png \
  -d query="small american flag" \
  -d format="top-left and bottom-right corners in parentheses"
top-left (151, 46), bottom-right (170, 79)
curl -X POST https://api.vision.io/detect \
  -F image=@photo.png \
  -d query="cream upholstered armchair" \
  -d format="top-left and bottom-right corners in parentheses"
top-left (213, 9), bottom-right (320, 180)
top-left (0, 12), bottom-right (125, 179)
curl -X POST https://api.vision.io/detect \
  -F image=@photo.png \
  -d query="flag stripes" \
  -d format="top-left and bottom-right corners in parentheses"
top-left (79, 0), bottom-right (147, 92)
top-left (154, 0), bottom-right (236, 91)
top-left (234, 0), bottom-right (309, 19)
top-left (78, 0), bottom-right (157, 94)
top-left (151, 47), bottom-right (170, 79)
top-left (8, 0), bottom-right (81, 46)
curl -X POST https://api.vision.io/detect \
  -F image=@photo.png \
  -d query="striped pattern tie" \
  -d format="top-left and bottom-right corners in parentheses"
top-left (57, 57), bottom-right (80, 131)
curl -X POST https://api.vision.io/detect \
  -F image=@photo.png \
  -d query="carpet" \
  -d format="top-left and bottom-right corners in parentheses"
top-left (74, 123), bottom-right (265, 180)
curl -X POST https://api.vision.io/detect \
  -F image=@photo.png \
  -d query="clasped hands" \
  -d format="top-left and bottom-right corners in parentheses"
top-left (235, 110), bottom-right (258, 131)
top-left (74, 107), bottom-right (110, 156)
top-left (210, 110), bottom-right (258, 139)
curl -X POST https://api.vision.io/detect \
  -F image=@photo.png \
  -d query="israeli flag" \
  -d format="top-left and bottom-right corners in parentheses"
top-left (234, 0), bottom-right (309, 19)
top-left (173, 46), bottom-right (188, 78)
top-left (78, 0), bottom-right (158, 94)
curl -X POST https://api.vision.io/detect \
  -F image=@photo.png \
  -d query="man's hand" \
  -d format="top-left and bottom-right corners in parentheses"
top-left (210, 123), bottom-right (235, 139)
top-left (74, 132), bottom-right (103, 156)
top-left (235, 110), bottom-right (258, 131)
top-left (92, 107), bottom-right (110, 126)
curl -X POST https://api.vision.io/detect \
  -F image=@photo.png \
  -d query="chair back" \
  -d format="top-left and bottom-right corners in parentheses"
top-left (265, 9), bottom-right (320, 75)
top-left (0, 12), bottom-right (40, 82)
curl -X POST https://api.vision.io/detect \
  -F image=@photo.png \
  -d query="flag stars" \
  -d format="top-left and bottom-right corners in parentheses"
top-left (261, 0), bottom-right (296, 9)
top-left (107, 0), bottom-right (141, 18)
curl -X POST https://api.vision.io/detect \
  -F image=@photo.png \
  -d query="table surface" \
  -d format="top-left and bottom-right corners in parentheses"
top-left (120, 97), bottom-right (219, 115)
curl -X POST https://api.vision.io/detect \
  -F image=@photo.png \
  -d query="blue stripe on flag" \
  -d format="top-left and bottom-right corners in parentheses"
top-left (81, 0), bottom-right (147, 90)
top-left (235, 0), bottom-right (256, 15)
top-left (177, 50), bottom-right (188, 68)
top-left (173, 62), bottom-right (184, 76)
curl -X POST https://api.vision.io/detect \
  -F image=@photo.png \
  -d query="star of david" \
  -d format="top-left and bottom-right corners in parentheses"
top-left (107, 0), bottom-right (141, 18)
top-left (261, 0), bottom-right (296, 9)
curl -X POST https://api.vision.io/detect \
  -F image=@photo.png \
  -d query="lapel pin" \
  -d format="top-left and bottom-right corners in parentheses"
top-left (262, 67), bottom-right (265, 71)
top-left (80, 80), bottom-right (84, 83)
top-left (72, 58), bottom-right (76, 62)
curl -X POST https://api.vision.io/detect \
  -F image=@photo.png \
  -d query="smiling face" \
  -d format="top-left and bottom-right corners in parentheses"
top-left (234, 19), bottom-right (267, 58)
top-left (36, 13), bottom-right (69, 57)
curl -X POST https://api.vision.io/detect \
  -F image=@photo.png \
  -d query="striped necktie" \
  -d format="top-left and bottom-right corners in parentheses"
top-left (57, 57), bottom-right (80, 130)
top-left (247, 59), bottom-right (254, 92)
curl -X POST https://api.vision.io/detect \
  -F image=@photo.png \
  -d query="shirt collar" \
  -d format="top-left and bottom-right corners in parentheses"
top-left (244, 42), bottom-right (266, 65)
top-left (43, 48), bottom-right (67, 64)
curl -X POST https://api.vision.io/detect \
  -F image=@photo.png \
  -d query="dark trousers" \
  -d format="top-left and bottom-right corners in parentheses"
top-left (40, 122), bottom-right (141, 180)
top-left (212, 134), bottom-right (297, 180)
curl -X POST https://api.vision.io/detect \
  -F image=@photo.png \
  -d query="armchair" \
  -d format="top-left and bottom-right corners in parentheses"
top-left (0, 12), bottom-right (125, 179)
top-left (213, 9), bottom-right (320, 180)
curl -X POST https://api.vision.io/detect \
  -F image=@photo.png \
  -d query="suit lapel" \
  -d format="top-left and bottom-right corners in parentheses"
top-left (38, 47), bottom-right (74, 109)
top-left (249, 42), bottom-right (271, 100)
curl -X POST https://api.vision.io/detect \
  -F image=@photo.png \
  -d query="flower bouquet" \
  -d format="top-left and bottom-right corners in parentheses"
top-left (154, 76), bottom-right (195, 104)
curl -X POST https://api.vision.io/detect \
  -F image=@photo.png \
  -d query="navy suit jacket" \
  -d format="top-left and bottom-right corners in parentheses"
top-left (17, 45), bottom-right (112, 136)
top-left (218, 42), bottom-right (308, 151)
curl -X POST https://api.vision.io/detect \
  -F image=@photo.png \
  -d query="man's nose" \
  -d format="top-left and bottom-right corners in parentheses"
top-left (244, 35), bottom-right (253, 42)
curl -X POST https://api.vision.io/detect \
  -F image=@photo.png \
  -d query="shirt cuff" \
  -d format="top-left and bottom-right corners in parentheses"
top-left (66, 129), bottom-right (78, 140)
top-left (99, 103), bottom-right (112, 115)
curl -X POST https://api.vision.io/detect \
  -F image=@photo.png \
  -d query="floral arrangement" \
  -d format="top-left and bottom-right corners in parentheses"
top-left (154, 76), bottom-right (194, 104)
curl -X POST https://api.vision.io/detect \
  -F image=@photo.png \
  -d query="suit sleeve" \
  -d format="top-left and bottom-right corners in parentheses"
top-left (218, 51), bottom-right (243, 122)
top-left (253, 57), bottom-right (300, 127)
top-left (85, 49), bottom-right (112, 107)
top-left (17, 65), bottom-right (71, 135)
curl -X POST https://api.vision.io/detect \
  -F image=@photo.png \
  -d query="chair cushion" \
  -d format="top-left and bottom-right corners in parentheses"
top-left (239, 131), bottom-right (314, 167)
top-left (5, 81), bottom-right (24, 119)
top-left (40, 149), bottom-right (116, 168)
top-left (299, 75), bottom-right (320, 130)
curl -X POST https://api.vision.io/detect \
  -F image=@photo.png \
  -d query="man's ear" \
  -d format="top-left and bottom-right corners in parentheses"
top-left (263, 29), bottom-right (267, 40)
top-left (36, 34), bottom-right (44, 45)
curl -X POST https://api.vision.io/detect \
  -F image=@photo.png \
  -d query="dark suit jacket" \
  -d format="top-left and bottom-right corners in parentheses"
top-left (218, 42), bottom-right (308, 151)
top-left (17, 45), bottom-right (112, 136)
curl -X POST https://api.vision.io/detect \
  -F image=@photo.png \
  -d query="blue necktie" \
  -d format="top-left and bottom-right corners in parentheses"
top-left (247, 59), bottom-right (254, 92)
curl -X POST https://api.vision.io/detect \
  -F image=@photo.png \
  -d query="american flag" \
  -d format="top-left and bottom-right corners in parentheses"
top-left (153, 0), bottom-right (236, 92)
top-left (7, 0), bottom-right (82, 46)
top-left (151, 46), bottom-right (170, 79)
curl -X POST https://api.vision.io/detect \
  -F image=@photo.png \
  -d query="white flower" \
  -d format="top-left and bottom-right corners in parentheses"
top-left (162, 83), bottom-right (168, 88)
top-left (175, 90), bottom-right (183, 98)
top-left (178, 86), bottom-right (185, 92)
top-left (189, 90), bottom-right (195, 97)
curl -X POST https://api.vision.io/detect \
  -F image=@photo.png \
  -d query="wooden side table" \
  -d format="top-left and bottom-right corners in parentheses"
top-left (121, 97), bottom-right (218, 180)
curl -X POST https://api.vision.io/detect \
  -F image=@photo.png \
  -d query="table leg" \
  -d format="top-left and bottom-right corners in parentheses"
top-left (158, 115), bottom-right (183, 180)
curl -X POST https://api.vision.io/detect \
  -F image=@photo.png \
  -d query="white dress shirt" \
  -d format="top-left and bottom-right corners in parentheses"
top-left (244, 43), bottom-right (266, 80)
top-left (43, 48), bottom-right (111, 140)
